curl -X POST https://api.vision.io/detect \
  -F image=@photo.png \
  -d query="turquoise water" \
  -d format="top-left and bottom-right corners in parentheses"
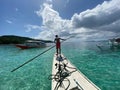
top-left (0, 42), bottom-right (120, 90)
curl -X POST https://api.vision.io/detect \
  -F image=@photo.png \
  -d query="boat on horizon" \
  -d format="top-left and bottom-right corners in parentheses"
top-left (15, 40), bottom-right (46, 49)
top-left (109, 38), bottom-right (120, 49)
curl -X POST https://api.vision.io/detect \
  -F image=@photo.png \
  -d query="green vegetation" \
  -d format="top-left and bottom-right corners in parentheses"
top-left (0, 35), bottom-right (33, 44)
top-left (0, 35), bottom-right (53, 44)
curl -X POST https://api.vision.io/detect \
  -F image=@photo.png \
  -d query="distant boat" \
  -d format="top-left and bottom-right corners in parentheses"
top-left (15, 40), bottom-right (46, 49)
top-left (109, 38), bottom-right (120, 47)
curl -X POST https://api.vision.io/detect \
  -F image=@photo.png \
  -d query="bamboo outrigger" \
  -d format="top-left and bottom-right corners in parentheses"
top-left (50, 54), bottom-right (100, 90)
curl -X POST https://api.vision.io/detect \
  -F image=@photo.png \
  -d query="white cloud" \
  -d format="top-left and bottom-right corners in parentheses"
top-left (35, 3), bottom-right (73, 40)
top-left (25, 24), bottom-right (41, 32)
top-left (34, 30), bottom-right (53, 40)
top-left (34, 0), bottom-right (120, 40)
top-left (71, 0), bottom-right (120, 29)
top-left (6, 20), bottom-right (12, 24)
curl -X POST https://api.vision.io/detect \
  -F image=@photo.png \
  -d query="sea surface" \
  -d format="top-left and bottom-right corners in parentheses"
top-left (0, 41), bottom-right (120, 90)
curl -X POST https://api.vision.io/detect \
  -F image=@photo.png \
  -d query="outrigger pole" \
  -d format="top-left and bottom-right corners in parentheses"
top-left (11, 35), bottom-right (75, 72)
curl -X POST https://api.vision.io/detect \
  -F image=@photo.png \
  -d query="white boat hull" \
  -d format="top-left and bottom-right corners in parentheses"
top-left (51, 54), bottom-right (100, 90)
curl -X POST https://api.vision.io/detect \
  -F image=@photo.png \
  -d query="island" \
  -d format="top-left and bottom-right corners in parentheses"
top-left (0, 35), bottom-right (53, 44)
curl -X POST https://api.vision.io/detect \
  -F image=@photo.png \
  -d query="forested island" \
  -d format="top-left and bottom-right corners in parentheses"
top-left (0, 35), bottom-right (53, 44)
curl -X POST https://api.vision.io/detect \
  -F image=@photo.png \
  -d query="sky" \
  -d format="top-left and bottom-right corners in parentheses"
top-left (0, 0), bottom-right (120, 41)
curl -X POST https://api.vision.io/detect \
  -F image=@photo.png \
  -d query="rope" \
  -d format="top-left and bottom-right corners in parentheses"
top-left (48, 56), bottom-right (77, 90)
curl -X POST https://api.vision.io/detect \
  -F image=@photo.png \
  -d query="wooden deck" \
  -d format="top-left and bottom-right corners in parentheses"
top-left (51, 54), bottom-right (100, 90)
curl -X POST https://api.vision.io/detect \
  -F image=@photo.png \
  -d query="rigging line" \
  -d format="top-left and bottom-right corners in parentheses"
top-left (11, 35), bottom-right (75, 72)
top-left (50, 56), bottom-right (76, 90)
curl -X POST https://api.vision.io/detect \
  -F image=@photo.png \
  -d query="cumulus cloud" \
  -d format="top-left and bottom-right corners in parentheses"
top-left (35, 3), bottom-right (72, 40)
top-left (35, 0), bottom-right (120, 40)
top-left (72, 0), bottom-right (120, 29)
top-left (98, 19), bottom-right (120, 33)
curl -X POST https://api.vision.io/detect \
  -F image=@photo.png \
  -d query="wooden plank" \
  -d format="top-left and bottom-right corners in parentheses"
top-left (51, 54), bottom-right (100, 90)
